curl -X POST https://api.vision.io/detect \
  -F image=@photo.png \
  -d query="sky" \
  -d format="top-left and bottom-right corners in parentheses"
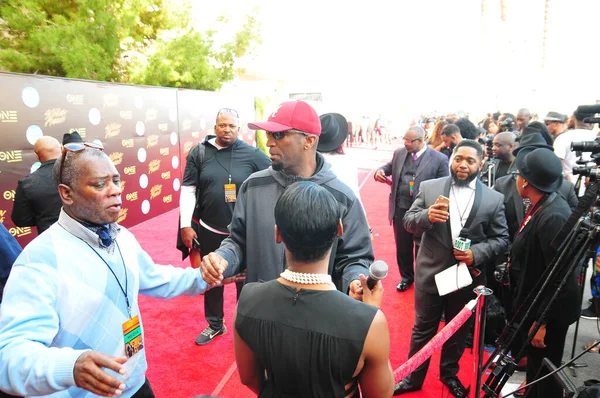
top-left (192, 0), bottom-right (600, 123)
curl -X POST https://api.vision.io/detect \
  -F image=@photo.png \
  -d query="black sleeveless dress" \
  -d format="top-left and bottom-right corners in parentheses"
top-left (235, 280), bottom-right (379, 398)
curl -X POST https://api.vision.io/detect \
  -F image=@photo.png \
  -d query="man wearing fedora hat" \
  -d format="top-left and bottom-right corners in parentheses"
top-left (375, 126), bottom-right (449, 292)
top-left (495, 131), bottom-right (578, 241)
top-left (543, 112), bottom-right (568, 138)
top-left (508, 147), bottom-right (580, 398)
top-left (317, 113), bottom-right (366, 216)
top-left (199, 100), bottom-right (372, 301)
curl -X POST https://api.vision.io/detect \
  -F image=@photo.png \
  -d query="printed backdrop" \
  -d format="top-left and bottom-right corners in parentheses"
top-left (0, 72), bottom-right (255, 247)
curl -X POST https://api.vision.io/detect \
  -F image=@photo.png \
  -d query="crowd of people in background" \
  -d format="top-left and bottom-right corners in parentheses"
top-left (0, 99), bottom-right (599, 398)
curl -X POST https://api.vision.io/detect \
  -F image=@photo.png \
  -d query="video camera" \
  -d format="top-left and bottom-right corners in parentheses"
top-left (499, 116), bottom-right (514, 131)
top-left (478, 134), bottom-right (494, 159)
top-left (572, 137), bottom-right (600, 154)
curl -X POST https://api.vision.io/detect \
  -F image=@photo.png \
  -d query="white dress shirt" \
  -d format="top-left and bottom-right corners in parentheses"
top-left (449, 179), bottom-right (476, 242)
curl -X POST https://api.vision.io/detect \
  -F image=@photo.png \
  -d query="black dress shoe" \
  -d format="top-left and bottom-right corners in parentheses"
top-left (441, 377), bottom-right (469, 398)
top-left (393, 379), bottom-right (421, 395)
top-left (396, 280), bottom-right (413, 292)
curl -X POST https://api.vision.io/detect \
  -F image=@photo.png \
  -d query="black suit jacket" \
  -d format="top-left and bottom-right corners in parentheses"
top-left (378, 147), bottom-right (449, 224)
top-left (494, 174), bottom-right (578, 241)
top-left (403, 177), bottom-right (510, 294)
top-left (11, 159), bottom-right (62, 234)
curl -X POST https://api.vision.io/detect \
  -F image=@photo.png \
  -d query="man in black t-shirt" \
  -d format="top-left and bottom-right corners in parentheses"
top-left (178, 108), bottom-right (270, 345)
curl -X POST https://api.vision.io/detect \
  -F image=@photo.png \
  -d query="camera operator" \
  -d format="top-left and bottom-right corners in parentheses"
top-left (508, 148), bottom-right (579, 398)
top-left (553, 107), bottom-right (597, 182)
top-left (497, 113), bottom-right (517, 134)
top-left (480, 133), bottom-right (517, 186)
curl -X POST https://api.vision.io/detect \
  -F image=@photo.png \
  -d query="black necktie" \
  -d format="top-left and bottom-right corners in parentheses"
top-left (97, 225), bottom-right (113, 247)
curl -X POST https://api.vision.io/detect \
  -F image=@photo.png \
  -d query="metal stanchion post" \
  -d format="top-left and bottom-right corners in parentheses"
top-left (471, 286), bottom-right (493, 398)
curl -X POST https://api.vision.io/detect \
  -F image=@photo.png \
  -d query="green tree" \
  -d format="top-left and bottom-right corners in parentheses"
top-left (128, 10), bottom-right (261, 90)
top-left (0, 0), bottom-right (261, 90)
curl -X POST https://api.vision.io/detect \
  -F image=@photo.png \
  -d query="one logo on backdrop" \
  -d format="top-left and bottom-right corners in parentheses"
top-left (109, 152), bottom-right (124, 166)
top-left (182, 120), bottom-right (192, 131)
top-left (184, 142), bottom-right (194, 154)
top-left (191, 131), bottom-right (200, 139)
top-left (159, 147), bottom-right (169, 156)
top-left (9, 226), bottom-right (32, 238)
top-left (126, 192), bottom-right (139, 202)
top-left (103, 94), bottom-right (119, 108)
top-left (161, 171), bottom-right (171, 180)
top-left (0, 110), bottom-right (18, 123)
top-left (118, 208), bottom-right (128, 223)
top-left (3, 190), bottom-right (15, 201)
top-left (124, 166), bottom-right (137, 175)
top-left (120, 110), bottom-right (133, 120)
top-left (146, 134), bottom-right (159, 149)
top-left (105, 123), bottom-right (122, 140)
top-left (0, 151), bottom-right (23, 163)
top-left (148, 159), bottom-right (161, 174)
top-left (150, 184), bottom-right (162, 200)
top-left (158, 123), bottom-right (168, 132)
top-left (66, 94), bottom-right (84, 105)
top-left (120, 181), bottom-right (126, 191)
top-left (44, 108), bottom-right (68, 127)
top-left (69, 128), bottom-right (86, 138)
top-left (163, 194), bottom-right (172, 204)
top-left (145, 109), bottom-right (158, 122)
top-left (122, 139), bottom-right (134, 148)
top-left (0, 209), bottom-right (6, 223)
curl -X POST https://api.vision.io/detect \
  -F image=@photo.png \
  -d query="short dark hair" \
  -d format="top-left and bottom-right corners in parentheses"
top-left (274, 181), bottom-right (340, 263)
top-left (453, 140), bottom-right (484, 159)
top-left (52, 148), bottom-right (105, 188)
top-left (441, 124), bottom-right (460, 137)
top-left (454, 117), bottom-right (480, 140)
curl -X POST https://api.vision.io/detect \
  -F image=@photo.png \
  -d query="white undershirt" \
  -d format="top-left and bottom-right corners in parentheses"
top-left (449, 179), bottom-right (476, 241)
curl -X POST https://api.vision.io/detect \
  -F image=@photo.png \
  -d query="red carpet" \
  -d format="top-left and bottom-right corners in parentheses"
top-left (132, 150), bottom-right (477, 397)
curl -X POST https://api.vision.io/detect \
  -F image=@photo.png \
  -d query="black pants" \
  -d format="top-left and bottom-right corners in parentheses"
top-left (405, 286), bottom-right (475, 387)
top-left (198, 226), bottom-right (243, 330)
top-left (526, 320), bottom-right (569, 398)
top-left (393, 208), bottom-right (415, 282)
top-left (132, 378), bottom-right (155, 398)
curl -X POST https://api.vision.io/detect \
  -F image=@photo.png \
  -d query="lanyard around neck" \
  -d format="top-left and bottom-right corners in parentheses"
top-left (451, 185), bottom-right (475, 229)
top-left (84, 240), bottom-right (131, 318)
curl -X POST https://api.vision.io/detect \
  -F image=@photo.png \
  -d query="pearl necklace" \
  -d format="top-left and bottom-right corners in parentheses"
top-left (280, 269), bottom-right (333, 285)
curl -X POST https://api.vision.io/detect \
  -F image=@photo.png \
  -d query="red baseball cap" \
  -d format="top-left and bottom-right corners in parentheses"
top-left (248, 100), bottom-right (321, 136)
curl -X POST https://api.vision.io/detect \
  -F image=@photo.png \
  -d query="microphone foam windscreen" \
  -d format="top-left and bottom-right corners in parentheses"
top-left (369, 260), bottom-right (389, 280)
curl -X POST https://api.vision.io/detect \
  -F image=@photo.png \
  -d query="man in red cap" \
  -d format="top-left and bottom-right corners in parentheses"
top-left (200, 100), bottom-right (373, 300)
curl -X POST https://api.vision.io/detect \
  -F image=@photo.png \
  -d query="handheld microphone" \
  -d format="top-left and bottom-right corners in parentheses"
top-left (367, 260), bottom-right (388, 290)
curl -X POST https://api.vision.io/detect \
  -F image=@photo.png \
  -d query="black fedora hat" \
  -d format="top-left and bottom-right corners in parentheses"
top-left (516, 148), bottom-right (562, 193)
top-left (62, 131), bottom-right (83, 145)
top-left (318, 113), bottom-right (349, 152)
top-left (513, 131), bottom-right (553, 156)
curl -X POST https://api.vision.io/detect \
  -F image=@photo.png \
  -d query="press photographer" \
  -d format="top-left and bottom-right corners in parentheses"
top-left (479, 132), bottom-right (516, 186)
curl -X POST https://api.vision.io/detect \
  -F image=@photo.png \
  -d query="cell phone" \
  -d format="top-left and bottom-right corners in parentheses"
top-left (192, 238), bottom-right (201, 252)
top-left (437, 195), bottom-right (450, 206)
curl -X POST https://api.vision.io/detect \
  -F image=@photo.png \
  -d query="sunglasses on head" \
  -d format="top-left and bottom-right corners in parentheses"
top-left (59, 142), bottom-right (104, 185)
top-left (218, 108), bottom-right (239, 118)
top-left (266, 130), bottom-right (309, 140)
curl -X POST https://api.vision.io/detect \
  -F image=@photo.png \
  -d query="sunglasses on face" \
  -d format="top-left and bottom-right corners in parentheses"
top-left (402, 137), bottom-right (420, 143)
top-left (59, 142), bottom-right (105, 185)
top-left (266, 130), bottom-right (309, 140)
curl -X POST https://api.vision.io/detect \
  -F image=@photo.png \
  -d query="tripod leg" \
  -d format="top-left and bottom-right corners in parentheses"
top-left (568, 257), bottom-right (589, 377)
